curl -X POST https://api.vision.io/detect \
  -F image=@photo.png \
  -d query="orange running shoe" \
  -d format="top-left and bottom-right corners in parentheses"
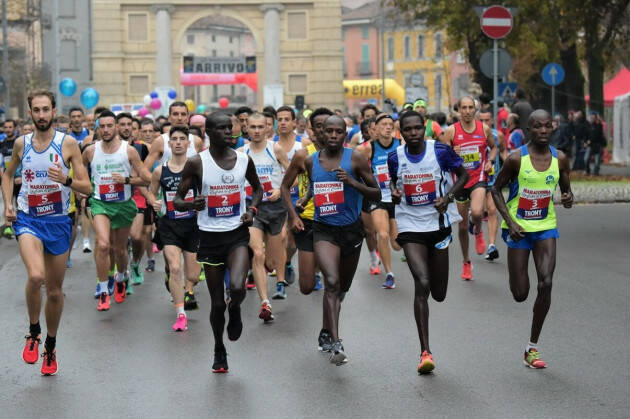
top-left (461, 261), bottom-right (473, 280)
top-left (259, 302), bottom-right (275, 323)
top-left (22, 335), bottom-right (40, 364)
top-left (417, 350), bottom-right (435, 374)
top-left (97, 292), bottom-right (110, 311)
top-left (114, 280), bottom-right (126, 304)
top-left (41, 350), bottom-right (58, 376)
top-left (369, 265), bottom-right (382, 275)
top-left (474, 230), bottom-right (486, 255)
top-left (524, 348), bottom-right (547, 369)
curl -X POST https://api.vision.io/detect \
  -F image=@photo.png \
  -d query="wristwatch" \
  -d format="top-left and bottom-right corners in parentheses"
top-left (124, 176), bottom-right (130, 184)
top-left (64, 176), bottom-right (73, 187)
top-left (447, 192), bottom-right (455, 203)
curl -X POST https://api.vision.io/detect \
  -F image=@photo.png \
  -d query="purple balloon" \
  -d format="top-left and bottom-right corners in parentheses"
top-left (150, 98), bottom-right (162, 110)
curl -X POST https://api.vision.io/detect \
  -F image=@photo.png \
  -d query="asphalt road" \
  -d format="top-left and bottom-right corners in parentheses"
top-left (0, 204), bottom-right (628, 418)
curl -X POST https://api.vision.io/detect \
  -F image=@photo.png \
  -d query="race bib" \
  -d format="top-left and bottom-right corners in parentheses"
top-left (165, 190), bottom-right (195, 219)
top-left (207, 184), bottom-right (241, 217)
top-left (459, 145), bottom-right (481, 170)
top-left (517, 188), bottom-right (552, 220)
top-left (245, 175), bottom-right (273, 201)
top-left (375, 164), bottom-right (390, 190)
top-left (314, 181), bottom-right (344, 217)
top-left (28, 186), bottom-right (63, 217)
top-left (98, 176), bottom-right (125, 202)
top-left (402, 173), bottom-right (436, 206)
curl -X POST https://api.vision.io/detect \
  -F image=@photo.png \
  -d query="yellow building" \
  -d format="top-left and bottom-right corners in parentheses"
top-left (383, 23), bottom-right (450, 112)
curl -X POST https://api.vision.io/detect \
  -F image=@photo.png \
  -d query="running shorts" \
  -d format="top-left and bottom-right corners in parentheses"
top-left (251, 200), bottom-right (287, 236)
top-left (292, 217), bottom-right (314, 252)
top-left (89, 198), bottom-right (137, 230)
top-left (396, 227), bottom-right (452, 249)
top-left (370, 201), bottom-right (395, 219)
top-left (14, 212), bottom-right (72, 255)
top-left (502, 228), bottom-right (559, 250)
top-left (313, 219), bottom-right (364, 256)
top-left (156, 216), bottom-right (199, 253)
top-left (455, 182), bottom-right (487, 203)
top-left (197, 224), bottom-right (252, 266)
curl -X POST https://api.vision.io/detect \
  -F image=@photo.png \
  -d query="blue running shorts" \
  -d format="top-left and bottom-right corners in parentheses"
top-left (501, 228), bottom-right (559, 250)
top-left (14, 211), bottom-right (72, 255)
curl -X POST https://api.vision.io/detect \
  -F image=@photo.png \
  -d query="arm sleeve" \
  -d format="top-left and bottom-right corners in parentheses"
top-left (387, 150), bottom-right (398, 181)
top-left (435, 143), bottom-right (463, 172)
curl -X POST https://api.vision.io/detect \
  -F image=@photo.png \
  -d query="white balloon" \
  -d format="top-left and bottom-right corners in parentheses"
top-left (143, 94), bottom-right (152, 106)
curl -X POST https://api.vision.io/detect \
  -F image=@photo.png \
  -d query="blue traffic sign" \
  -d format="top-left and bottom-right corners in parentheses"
top-left (498, 82), bottom-right (517, 97)
top-left (542, 63), bottom-right (565, 86)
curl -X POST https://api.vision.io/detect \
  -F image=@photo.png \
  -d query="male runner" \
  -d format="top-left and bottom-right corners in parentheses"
top-left (413, 99), bottom-right (443, 140)
top-left (304, 115), bottom-right (380, 365)
top-left (348, 104), bottom-right (378, 147)
top-left (507, 114), bottom-right (524, 151)
top-left (0, 119), bottom-right (19, 237)
top-left (388, 111), bottom-right (468, 374)
top-left (83, 110), bottom-right (152, 311)
top-left (263, 110), bottom-right (276, 141)
top-left (477, 109), bottom-right (507, 261)
top-left (149, 125), bottom-right (200, 331)
top-left (491, 109), bottom-right (573, 369)
top-left (68, 107), bottom-right (90, 146)
top-left (174, 112), bottom-right (263, 373)
top-left (235, 106), bottom-right (253, 141)
top-left (240, 113), bottom-right (289, 322)
top-left (441, 96), bottom-right (497, 280)
top-left (273, 105), bottom-right (311, 296)
top-left (357, 113), bottom-right (401, 289)
top-left (2, 90), bottom-right (91, 375)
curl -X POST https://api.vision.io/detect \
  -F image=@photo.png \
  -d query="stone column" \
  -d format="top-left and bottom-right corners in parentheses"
top-left (260, 4), bottom-right (284, 107)
top-left (151, 5), bottom-right (175, 87)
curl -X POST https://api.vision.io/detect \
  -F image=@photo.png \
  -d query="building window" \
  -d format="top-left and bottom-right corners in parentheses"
top-left (129, 75), bottom-right (149, 95)
top-left (229, 36), bottom-right (233, 44)
top-left (60, 40), bottom-right (77, 70)
top-left (360, 44), bottom-right (370, 75)
top-left (287, 11), bottom-right (307, 40)
top-left (288, 74), bottom-right (307, 93)
top-left (417, 35), bottom-right (424, 58)
top-left (187, 34), bottom-right (195, 45)
top-left (127, 13), bottom-right (148, 42)
top-left (59, 0), bottom-right (76, 18)
top-left (361, 26), bottom-right (369, 40)
top-left (404, 36), bottom-right (411, 60)
top-left (435, 33), bottom-right (443, 58)
top-left (212, 49), bottom-right (217, 57)
top-left (212, 35), bottom-right (216, 42)
top-left (387, 37), bottom-right (394, 62)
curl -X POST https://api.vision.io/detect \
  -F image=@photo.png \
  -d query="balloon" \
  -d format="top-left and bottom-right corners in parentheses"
top-left (143, 94), bottom-right (152, 106)
top-left (197, 104), bottom-right (207, 113)
top-left (218, 97), bottom-right (229, 109)
top-left (138, 108), bottom-right (150, 117)
top-left (302, 109), bottom-right (313, 119)
top-left (59, 78), bottom-right (77, 97)
top-left (150, 98), bottom-right (162, 110)
top-left (150, 91), bottom-right (158, 99)
top-left (80, 88), bottom-right (100, 108)
top-left (168, 89), bottom-right (177, 99)
top-left (185, 99), bottom-right (195, 112)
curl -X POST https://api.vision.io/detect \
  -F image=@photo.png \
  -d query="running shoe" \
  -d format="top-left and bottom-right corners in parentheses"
top-left (114, 277), bottom-right (127, 304)
top-left (485, 244), bottom-right (499, 261)
top-left (461, 261), bottom-right (473, 281)
top-left (271, 281), bottom-right (287, 299)
top-left (145, 259), bottom-right (156, 272)
top-left (285, 264), bottom-right (296, 285)
top-left (23, 335), bottom-right (40, 364)
top-left (523, 348), bottom-right (547, 369)
top-left (314, 272), bottom-right (323, 291)
top-left (184, 291), bottom-right (199, 310)
top-left (417, 350), bottom-right (435, 374)
top-left (212, 348), bottom-right (228, 373)
top-left (245, 271), bottom-right (256, 290)
top-left (152, 243), bottom-right (160, 254)
top-left (474, 230), bottom-right (486, 255)
top-left (269, 269), bottom-right (277, 277)
top-left (82, 238), bottom-right (92, 253)
top-left (369, 259), bottom-right (382, 275)
top-left (3, 225), bottom-right (14, 238)
top-left (40, 350), bottom-right (58, 376)
top-left (97, 292), bottom-right (110, 311)
top-left (259, 302), bottom-right (274, 323)
top-left (172, 313), bottom-right (188, 332)
top-left (66, 258), bottom-right (72, 268)
top-left (382, 274), bottom-right (396, 289)
top-left (130, 262), bottom-right (144, 285)
top-left (401, 255), bottom-right (407, 262)
top-left (226, 302), bottom-right (243, 341)
top-left (318, 329), bottom-right (333, 352)
top-left (329, 340), bottom-right (348, 366)
top-left (94, 281), bottom-right (100, 299)
top-left (125, 279), bottom-right (134, 296)
top-left (107, 275), bottom-right (115, 295)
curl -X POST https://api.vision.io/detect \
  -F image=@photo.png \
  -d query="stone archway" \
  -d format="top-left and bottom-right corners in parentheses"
top-left (92, 1), bottom-right (344, 109)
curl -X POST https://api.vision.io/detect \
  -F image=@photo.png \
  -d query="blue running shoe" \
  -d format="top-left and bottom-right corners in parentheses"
top-left (66, 258), bottom-right (72, 268)
top-left (485, 244), bottom-right (499, 261)
top-left (382, 274), bottom-right (396, 289)
top-left (94, 281), bottom-right (100, 298)
top-left (107, 276), bottom-right (115, 295)
top-left (285, 264), bottom-right (296, 285)
top-left (314, 272), bottom-right (323, 291)
top-left (272, 282), bottom-right (287, 299)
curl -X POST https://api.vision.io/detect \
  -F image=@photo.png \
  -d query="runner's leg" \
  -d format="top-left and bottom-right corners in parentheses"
top-left (249, 227), bottom-right (269, 302)
top-left (315, 240), bottom-right (342, 341)
top-left (93, 215), bottom-right (112, 283)
top-left (164, 245), bottom-right (185, 310)
top-left (530, 238), bottom-right (556, 344)
top-left (372, 209), bottom-right (392, 273)
top-left (43, 252), bottom-right (69, 338)
top-left (457, 201), bottom-right (471, 262)
top-left (19, 235), bottom-right (46, 326)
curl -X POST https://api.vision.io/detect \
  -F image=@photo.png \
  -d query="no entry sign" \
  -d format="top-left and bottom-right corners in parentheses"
top-left (480, 6), bottom-right (513, 39)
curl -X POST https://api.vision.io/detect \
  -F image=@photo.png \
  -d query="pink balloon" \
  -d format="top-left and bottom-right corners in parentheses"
top-left (219, 97), bottom-right (229, 109)
top-left (150, 98), bottom-right (162, 110)
top-left (138, 108), bottom-right (149, 117)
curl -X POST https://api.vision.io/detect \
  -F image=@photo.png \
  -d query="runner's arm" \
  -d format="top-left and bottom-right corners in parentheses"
top-left (281, 149), bottom-right (305, 221)
top-left (348, 132), bottom-right (361, 148)
top-left (273, 142), bottom-right (290, 170)
top-left (497, 131), bottom-right (508, 162)
top-left (1, 136), bottom-right (23, 210)
top-left (484, 124), bottom-right (498, 171)
top-left (144, 134), bottom-right (163, 171)
top-left (491, 151), bottom-right (524, 238)
top-left (64, 137), bottom-right (92, 196)
top-left (193, 135), bottom-right (204, 153)
top-left (174, 155), bottom-right (203, 211)
top-left (147, 166), bottom-right (162, 212)
top-left (245, 156), bottom-right (263, 210)
top-left (557, 150), bottom-right (573, 208)
top-left (347, 151), bottom-right (381, 202)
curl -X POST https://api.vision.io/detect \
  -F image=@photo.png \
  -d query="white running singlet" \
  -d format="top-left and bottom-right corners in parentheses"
top-left (90, 140), bottom-right (132, 202)
top-left (160, 133), bottom-right (198, 165)
top-left (243, 140), bottom-right (283, 201)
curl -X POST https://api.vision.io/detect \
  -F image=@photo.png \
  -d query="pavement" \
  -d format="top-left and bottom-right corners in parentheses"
top-left (0, 203), bottom-right (629, 418)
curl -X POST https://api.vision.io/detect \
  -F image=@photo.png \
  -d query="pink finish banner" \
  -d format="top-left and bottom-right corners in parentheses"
top-left (180, 71), bottom-right (258, 92)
